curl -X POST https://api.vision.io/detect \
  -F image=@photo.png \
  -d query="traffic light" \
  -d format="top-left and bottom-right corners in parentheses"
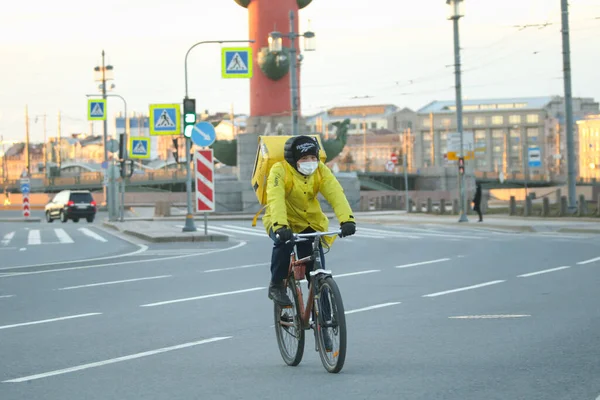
top-left (183, 98), bottom-right (196, 138)
top-left (118, 133), bottom-right (126, 178)
top-left (458, 157), bottom-right (465, 175)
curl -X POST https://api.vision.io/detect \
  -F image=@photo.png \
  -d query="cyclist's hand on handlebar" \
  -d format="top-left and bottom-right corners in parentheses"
top-left (275, 226), bottom-right (293, 242)
top-left (340, 221), bottom-right (356, 237)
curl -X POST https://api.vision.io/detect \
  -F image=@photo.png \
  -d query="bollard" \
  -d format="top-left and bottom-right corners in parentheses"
top-left (415, 199), bottom-right (421, 213)
top-left (452, 199), bottom-right (459, 215)
top-left (578, 194), bottom-right (586, 216)
top-left (408, 198), bottom-right (414, 213)
top-left (556, 189), bottom-right (561, 206)
top-left (440, 199), bottom-right (446, 215)
top-left (560, 196), bottom-right (568, 216)
top-left (427, 198), bottom-right (433, 213)
top-left (597, 197), bottom-right (600, 217)
top-left (542, 197), bottom-right (550, 217)
top-left (524, 195), bottom-right (532, 217)
top-left (509, 196), bottom-right (517, 216)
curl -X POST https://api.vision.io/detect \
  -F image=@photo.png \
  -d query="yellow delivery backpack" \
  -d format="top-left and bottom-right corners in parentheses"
top-left (250, 135), bottom-right (327, 226)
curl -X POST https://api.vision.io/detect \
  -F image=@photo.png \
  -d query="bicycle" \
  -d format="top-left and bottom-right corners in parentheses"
top-left (273, 230), bottom-right (347, 373)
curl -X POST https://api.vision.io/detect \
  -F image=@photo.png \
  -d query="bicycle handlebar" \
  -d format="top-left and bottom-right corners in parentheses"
top-left (276, 230), bottom-right (343, 243)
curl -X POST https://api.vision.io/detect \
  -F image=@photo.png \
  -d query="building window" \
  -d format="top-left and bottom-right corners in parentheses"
top-left (527, 127), bottom-right (539, 143)
top-left (422, 118), bottom-right (431, 128)
top-left (526, 114), bottom-right (539, 123)
top-left (509, 115), bottom-right (521, 124)
top-left (474, 117), bottom-right (486, 126)
top-left (371, 122), bottom-right (377, 129)
top-left (463, 117), bottom-right (469, 126)
top-left (492, 116), bottom-right (503, 125)
top-left (441, 118), bottom-right (451, 128)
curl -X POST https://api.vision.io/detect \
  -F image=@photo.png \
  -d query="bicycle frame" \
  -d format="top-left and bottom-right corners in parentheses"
top-left (282, 231), bottom-right (339, 330)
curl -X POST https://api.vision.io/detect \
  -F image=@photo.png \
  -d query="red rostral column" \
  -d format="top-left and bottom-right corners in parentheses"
top-left (234, 0), bottom-right (313, 118)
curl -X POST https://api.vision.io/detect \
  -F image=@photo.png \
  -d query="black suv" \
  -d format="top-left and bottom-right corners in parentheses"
top-left (45, 190), bottom-right (97, 223)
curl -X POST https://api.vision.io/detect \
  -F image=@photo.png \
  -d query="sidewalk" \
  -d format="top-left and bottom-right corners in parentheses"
top-left (102, 220), bottom-right (229, 243)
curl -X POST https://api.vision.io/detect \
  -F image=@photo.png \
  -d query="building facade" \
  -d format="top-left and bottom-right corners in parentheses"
top-left (414, 96), bottom-right (599, 177)
top-left (305, 104), bottom-right (400, 137)
top-left (577, 115), bottom-right (600, 180)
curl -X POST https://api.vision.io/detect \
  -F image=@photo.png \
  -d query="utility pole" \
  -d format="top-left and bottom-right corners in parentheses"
top-left (43, 113), bottom-right (47, 176)
top-left (57, 110), bottom-right (62, 168)
top-left (25, 105), bottom-right (30, 177)
top-left (561, 0), bottom-right (577, 212)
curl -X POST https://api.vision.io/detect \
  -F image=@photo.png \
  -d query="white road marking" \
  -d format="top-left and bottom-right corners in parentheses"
top-left (0, 244), bottom-right (148, 271)
top-left (423, 280), bottom-right (505, 297)
top-left (0, 241), bottom-right (247, 278)
top-left (0, 295), bottom-right (14, 299)
top-left (208, 225), bottom-right (263, 237)
top-left (140, 287), bottom-right (265, 307)
top-left (0, 313), bottom-right (102, 331)
top-left (517, 266), bottom-right (570, 278)
top-left (28, 230), bottom-right (41, 245)
top-left (345, 302), bottom-right (401, 314)
top-left (577, 256), bottom-right (600, 265)
top-left (1, 232), bottom-right (15, 245)
top-left (359, 227), bottom-right (421, 239)
top-left (395, 258), bottom-right (451, 269)
top-left (19, 248), bottom-right (26, 251)
top-left (3, 336), bottom-right (231, 383)
top-left (222, 224), bottom-right (264, 233)
top-left (334, 270), bottom-right (380, 278)
top-left (54, 228), bottom-right (74, 244)
top-left (449, 314), bottom-right (531, 319)
top-left (204, 262), bottom-right (269, 273)
top-left (57, 275), bottom-right (172, 291)
top-left (78, 227), bottom-right (107, 242)
top-left (355, 233), bottom-right (387, 239)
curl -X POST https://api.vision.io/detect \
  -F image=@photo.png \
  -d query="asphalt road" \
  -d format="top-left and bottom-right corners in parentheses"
top-left (1, 221), bottom-right (599, 400)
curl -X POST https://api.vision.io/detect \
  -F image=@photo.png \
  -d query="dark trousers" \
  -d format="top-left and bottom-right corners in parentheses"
top-left (474, 204), bottom-right (483, 221)
top-left (269, 227), bottom-right (325, 283)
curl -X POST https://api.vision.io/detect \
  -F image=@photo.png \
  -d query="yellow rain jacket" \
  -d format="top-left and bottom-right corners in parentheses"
top-left (262, 161), bottom-right (355, 246)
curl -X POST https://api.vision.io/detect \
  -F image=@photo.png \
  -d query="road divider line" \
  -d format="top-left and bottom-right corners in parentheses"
top-left (78, 228), bottom-right (108, 243)
top-left (28, 230), bottom-right (41, 245)
top-left (0, 241), bottom-right (247, 278)
top-left (359, 227), bottom-right (421, 239)
top-left (2, 336), bottom-right (232, 383)
top-left (423, 280), bottom-right (505, 297)
top-left (0, 313), bottom-right (102, 331)
top-left (204, 262), bottom-right (269, 273)
top-left (0, 244), bottom-right (149, 271)
top-left (334, 270), bottom-right (380, 278)
top-left (395, 258), bottom-right (451, 269)
top-left (517, 266), bottom-right (570, 278)
top-left (57, 275), bottom-right (172, 291)
top-left (577, 256), bottom-right (600, 265)
top-left (209, 226), bottom-right (264, 237)
top-left (140, 286), bottom-right (264, 307)
top-left (54, 228), bottom-right (74, 244)
top-left (345, 302), bottom-right (401, 314)
top-left (449, 314), bottom-right (531, 319)
top-left (0, 295), bottom-right (14, 299)
top-left (1, 232), bottom-right (15, 246)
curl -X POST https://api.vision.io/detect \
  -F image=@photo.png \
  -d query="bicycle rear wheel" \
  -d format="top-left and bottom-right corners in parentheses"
top-left (274, 277), bottom-right (305, 366)
top-left (315, 276), bottom-right (347, 373)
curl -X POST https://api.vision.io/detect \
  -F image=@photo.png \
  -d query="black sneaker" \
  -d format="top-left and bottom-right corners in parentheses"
top-left (268, 282), bottom-right (293, 307)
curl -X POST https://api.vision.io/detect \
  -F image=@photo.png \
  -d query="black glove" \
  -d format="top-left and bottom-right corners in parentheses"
top-left (275, 226), bottom-right (293, 242)
top-left (340, 221), bottom-right (356, 237)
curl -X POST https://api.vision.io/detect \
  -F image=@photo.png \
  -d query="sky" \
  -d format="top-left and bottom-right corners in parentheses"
top-left (0, 0), bottom-right (598, 143)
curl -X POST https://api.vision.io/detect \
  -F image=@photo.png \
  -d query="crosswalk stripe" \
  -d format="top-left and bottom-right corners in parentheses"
top-left (78, 228), bottom-right (107, 242)
top-left (210, 226), bottom-right (264, 237)
top-left (1, 232), bottom-right (14, 246)
top-left (28, 230), bottom-right (41, 245)
top-left (54, 229), bottom-right (74, 244)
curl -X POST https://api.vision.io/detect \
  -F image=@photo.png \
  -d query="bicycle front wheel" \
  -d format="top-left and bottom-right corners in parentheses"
top-left (274, 277), bottom-right (305, 366)
top-left (315, 276), bottom-right (347, 373)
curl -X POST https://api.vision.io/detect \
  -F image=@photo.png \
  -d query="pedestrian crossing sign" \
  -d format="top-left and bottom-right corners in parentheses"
top-left (149, 103), bottom-right (181, 135)
top-left (221, 47), bottom-right (252, 79)
top-left (88, 99), bottom-right (106, 121)
top-left (129, 136), bottom-right (151, 159)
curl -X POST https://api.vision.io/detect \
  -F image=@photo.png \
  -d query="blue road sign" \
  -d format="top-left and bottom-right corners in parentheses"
top-left (129, 137), bottom-right (151, 159)
top-left (149, 104), bottom-right (181, 135)
top-left (528, 147), bottom-right (542, 168)
top-left (191, 121), bottom-right (216, 147)
top-left (88, 99), bottom-right (106, 121)
top-left (20, 179), bottom-right (30, 194)
top-left (221, 47), bottom-right (252, 78)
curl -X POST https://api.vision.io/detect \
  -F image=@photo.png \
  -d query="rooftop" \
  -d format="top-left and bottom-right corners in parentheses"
top-left (417, 96), bottom-right (557, 114)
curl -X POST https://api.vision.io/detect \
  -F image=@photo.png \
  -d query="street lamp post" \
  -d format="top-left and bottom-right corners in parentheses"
top-left (86, 93), bottom-right (127, 222)
top-left (268, 10), bottom-right (315, 136)
top-left (183, 39), bottom-right (254, 233)
top-left (447, 0), bottom-right (468, 223)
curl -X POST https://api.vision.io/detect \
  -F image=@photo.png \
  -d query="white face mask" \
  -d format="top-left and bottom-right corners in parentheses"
top-left (298, 161), bottom-right (318, 176)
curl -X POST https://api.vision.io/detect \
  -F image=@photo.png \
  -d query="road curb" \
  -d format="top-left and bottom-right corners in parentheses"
top-left (0, 218), bottom-right (42, 223)
top-left (102, 221), bottom-right (229, 243)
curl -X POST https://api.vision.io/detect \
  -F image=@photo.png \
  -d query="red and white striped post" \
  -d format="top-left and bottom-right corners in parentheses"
top-left (194, 149), bottom-right (215, 235)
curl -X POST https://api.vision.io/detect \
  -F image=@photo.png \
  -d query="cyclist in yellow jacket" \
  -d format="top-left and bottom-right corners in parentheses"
top-left (263, 135), bottom-right (356, 307)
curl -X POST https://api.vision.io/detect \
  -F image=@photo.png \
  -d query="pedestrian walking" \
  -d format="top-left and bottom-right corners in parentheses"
top-left (473, 183), bottom-right (483, 222)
